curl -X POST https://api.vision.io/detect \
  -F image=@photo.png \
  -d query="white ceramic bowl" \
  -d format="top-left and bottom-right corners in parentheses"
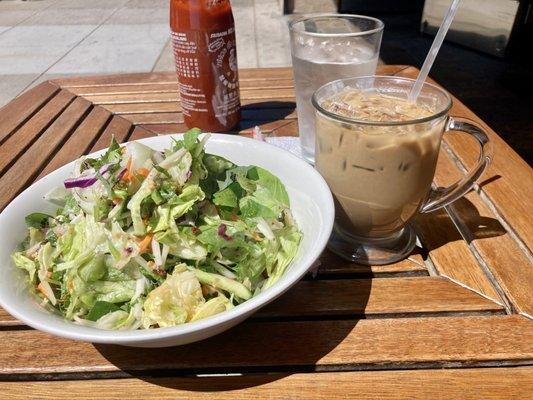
top-left (0, 134), bottom-right (334, 347)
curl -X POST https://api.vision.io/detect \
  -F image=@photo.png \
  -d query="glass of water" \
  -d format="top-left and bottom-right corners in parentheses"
top-left (289, 14), bottom-right (384, 163)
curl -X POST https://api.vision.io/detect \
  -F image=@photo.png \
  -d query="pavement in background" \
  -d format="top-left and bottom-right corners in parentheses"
top-left (0, 0), bottom-right (296, 107)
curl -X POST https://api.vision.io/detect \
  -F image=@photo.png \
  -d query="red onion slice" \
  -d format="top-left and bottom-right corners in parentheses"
top-left (64, 162), bottom-right (116, 189)
top-left (217, 223), bottom-right (233, 241)
top-left (116, 168), bottom-right (127, 181)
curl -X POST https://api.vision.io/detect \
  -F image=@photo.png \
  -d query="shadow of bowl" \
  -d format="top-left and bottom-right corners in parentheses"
top-left (94, 264), bottom-right (372, 392)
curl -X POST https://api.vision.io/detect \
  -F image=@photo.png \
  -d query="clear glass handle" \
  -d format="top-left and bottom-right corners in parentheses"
top-left (421, 117), bottom-right (493, 213)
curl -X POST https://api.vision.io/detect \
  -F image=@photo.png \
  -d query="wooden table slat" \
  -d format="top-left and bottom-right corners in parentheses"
top-left (90, 115), bottom-right (133, 152)
top-left (444, 128), bottom-right (533, 251)
top-left (271, 119), bottom-right (300, 137)
top-left (0, 90), bottom-right (75, 176)
top-left (104, 101), bottom-right (182, 114)
top-left (0, 276), bottom-right (503, 327)
top-left (86, 91), bottom-right (179, 104)
top-left (3, 368), bottom-right (531, 399)
top-left (52, 66), bottom-right (410, 88)
top-left (104, 99), bottom-right (298, 115)
top-left (432, 144), bottom-right (533, 315)
top-left (0, 82), bottom-right (59, 144)
top-left (123, 112), bottom-right (183, 125)
top-left (0, 66), bottom-right (531, 393)
top-left (129, 125), bottom-right (158, 140)
top-left (259, 276), bottom-right (503, 318)
top-left (414, 148), bottom-right (509, 304)
top-left (318, 251), bottom-right (426, 276)
top-left (37, 105), bottom-right (112, 179)
top-left (66, 79), bottom-right (296, 96)
top-left (0, 97), bottom-right (92, 211)
top-left (415, 210), bottom-right (504, 303)
top-left (84, 88), bottom-right (296, 106)
top-left (0, 316), bottom-right (530, 376)
top-left (136, 119), bottom-right (297, 136)
top-left (52, 68), bottom-right (296, 87)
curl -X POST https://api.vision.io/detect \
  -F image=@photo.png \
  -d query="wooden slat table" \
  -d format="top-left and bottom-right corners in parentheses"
top-left (0, 65), bottom-right (532, 399)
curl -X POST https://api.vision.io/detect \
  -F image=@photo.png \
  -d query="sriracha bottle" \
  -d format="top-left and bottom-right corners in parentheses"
top-left (170, 0), bottom-right (241, 132)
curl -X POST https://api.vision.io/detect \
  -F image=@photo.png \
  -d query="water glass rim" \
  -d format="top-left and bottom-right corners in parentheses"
top-left (289, 13), bottom-right (384, 38)
top-left (311, 76), bottom-right (453, 127)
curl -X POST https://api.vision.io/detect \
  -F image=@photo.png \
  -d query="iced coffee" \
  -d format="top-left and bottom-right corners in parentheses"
top-left (315, 88), bottom-right (445, 238)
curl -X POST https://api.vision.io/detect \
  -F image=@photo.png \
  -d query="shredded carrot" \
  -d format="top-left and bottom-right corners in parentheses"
top-left (138, 233), bottom-right (153, 253)
top-left (137, 167), bottom-right (150, 177)
top-left (112, 197), bottom-right (122, 205)
top-left (121, 157), bottom-right (133, 182)
top-left (37, 282), bottom-right (47, 297)
top-left (229, 213), bottom-right (239, 221)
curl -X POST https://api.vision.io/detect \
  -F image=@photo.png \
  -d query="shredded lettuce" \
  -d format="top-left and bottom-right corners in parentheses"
top-left (142, 264), bottom-right (204, 328)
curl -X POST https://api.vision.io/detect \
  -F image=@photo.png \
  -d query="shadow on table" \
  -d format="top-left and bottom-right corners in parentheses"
top-left (238, 101), bottom-right (296, 130)
top-left (94, 265), bottom-right (372, 391)
top-left (477, 175), bottom-right (501, 190)
top-left (415, 194), bottom-right (506, 252)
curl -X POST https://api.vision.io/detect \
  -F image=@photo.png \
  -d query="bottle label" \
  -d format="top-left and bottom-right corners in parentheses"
top-left (171, 27), bottom-right (240, 123)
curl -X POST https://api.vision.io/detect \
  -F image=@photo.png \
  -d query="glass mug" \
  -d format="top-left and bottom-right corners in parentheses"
top-left (312, 76), bottom-right (493, 265)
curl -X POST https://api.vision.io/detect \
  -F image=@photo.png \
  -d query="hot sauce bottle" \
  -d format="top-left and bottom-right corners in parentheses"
top-left (170, 0), bottom-right (241, 132)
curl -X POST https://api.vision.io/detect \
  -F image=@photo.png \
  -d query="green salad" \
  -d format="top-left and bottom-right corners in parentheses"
top-left (12, 130), bottom-right (301, 330)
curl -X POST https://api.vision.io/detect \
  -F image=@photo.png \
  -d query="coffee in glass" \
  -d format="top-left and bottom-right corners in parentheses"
top-left (313, 76), bottom-right (492, 265)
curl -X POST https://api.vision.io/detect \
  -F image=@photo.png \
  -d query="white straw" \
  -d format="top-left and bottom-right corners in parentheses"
top-left (409, 0), bottom-right (462, 102)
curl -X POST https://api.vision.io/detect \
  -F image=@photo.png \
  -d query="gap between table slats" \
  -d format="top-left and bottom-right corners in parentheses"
top-left (318, 251), bottom-right (426, 276)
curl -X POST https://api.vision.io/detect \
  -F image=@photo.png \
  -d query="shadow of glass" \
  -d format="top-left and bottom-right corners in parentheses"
top-left (477, 175), bottom-right (501, 190)
top-left (452, 196), bottom-right (507, 243)
top-left (238, 101), bottom-right (296, 130)
top-left (94, 259), bottom-right (372, 391)
top-left (415, 195), bottom-right (506, 251)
